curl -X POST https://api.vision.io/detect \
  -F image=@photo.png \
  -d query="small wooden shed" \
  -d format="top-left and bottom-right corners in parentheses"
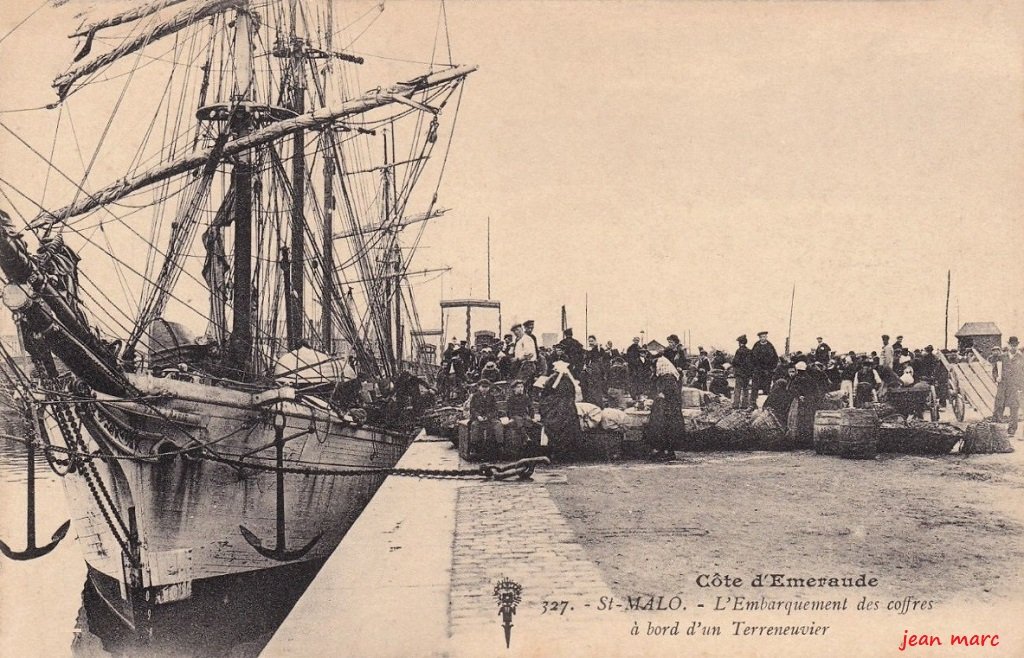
top-left (645, 339), bottom-right (666, 354)
top-left (955, 322), bottom-right (1002, 354)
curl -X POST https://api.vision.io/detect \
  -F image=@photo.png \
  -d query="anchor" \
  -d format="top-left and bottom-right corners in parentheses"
top-left (0, 431), bottom-right (71, 560)
top-left (240, 414), bottom-right (321, 561)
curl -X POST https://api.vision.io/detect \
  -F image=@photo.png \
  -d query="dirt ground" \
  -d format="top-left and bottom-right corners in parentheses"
top-left (548, 446), bottom-right (1024, 607)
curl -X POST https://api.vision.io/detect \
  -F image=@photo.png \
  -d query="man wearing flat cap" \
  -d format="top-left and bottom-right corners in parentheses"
top-left (732, 334), bottom-right (753, 409)
top-left (992, 335), bottom-right (1023, 436)
top-left (512, 322), bottom-right (537, 384)
top-left (555, 328), bottom-right (585, 377)
top-left (750, 331), bottom-right (778, 409)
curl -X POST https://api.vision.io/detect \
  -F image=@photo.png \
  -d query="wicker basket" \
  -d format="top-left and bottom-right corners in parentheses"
top-left (421, 406), bottom-right (463, 438)
top-left (750, 409), bottom-right (792, 450)
top-left (711, 409), bottom-right (756, 450)
top-left (879, 419), bottom-right (963, 454)
top-left (962, 421), bottom-right (1015, 455)
top-left (862, 401), bottom-right (898, 420)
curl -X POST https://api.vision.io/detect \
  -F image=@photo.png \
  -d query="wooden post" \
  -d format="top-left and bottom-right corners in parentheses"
top-left (944, 270), bottom-right (951, 351)
top-left (785, 284), bottom-right (795, 356)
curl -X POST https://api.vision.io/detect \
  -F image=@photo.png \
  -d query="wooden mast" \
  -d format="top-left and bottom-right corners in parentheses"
top-left (228, 4), bottom-right (254, 375)
top-left (286, 0), bottom-right (306, 350)
top-left (320, 2), bottom-right (335, 354)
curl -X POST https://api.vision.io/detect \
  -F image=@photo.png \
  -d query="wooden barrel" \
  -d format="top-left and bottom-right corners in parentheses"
top-left (836, 409), bottom-right (879, 459)
top-left (750, 409), bottom-right (789, 450)
top-left (962, 421), bottom-right (1014, 455)
top-left (812, 410), bottom-right (844, 455)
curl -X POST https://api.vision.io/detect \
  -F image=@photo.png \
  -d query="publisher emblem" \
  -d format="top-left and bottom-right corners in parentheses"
top-left (493, 577), bottom-right (523, 648)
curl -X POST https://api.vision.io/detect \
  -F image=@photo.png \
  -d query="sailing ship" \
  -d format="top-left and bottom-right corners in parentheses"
top-left (0, 0), bottom-right (473, 631)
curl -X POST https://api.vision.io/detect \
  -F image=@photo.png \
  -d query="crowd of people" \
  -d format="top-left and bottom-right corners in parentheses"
top-left (440, 321), bottom-right (1022, 460)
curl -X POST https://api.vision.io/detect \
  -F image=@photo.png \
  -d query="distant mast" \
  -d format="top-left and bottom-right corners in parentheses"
top-left (784, 284), bottom-right (795, 356)
top-left (944, 270), bottom-right (951, 351)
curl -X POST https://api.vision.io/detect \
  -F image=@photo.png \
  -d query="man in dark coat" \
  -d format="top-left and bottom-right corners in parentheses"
top-left (732, 334), bottom-right (753, 409)
top-left (763, 378), bottom-right (793, 422)
top-left (468, 379), bottom-right (501, 459)
top-left (917, 345), bottom-right (940, 382)
top-left (695, 349), bottom-right (711, 391)
top-left (582, 335), bottom-right (608, 406)
top-left (505, 380), bottom-right (536, 457)
top-left (750, 331), bottom-right (779, 408)
top-left (663, 334), bottom-right (688, 370)
top-left (555, 328), bottom-right (585, 376)
top-left (442, 337), bottom-right (457, 362)
top-left (455, 340), bottom-right (473, 370)
top-left (813, 337), bottom-right (831, 364)
top-left (626, 337), bottom-right (643, 397)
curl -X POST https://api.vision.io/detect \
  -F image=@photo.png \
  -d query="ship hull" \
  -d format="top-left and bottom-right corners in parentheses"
top-left (37, 373), bottom-right (411, 627)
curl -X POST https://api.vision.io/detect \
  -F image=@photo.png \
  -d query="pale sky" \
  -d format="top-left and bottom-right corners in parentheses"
top-left (0, 0), bottom-right (1021, 354)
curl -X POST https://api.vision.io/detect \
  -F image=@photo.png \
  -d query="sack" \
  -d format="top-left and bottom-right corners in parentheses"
top-left (600, 408), bottom-right (628, 431)
top-left (576, 402), bottom-right (603, 430)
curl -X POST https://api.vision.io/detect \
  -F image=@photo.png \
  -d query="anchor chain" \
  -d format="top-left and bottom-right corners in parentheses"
top-left (35, 371), bottom-right (137, 566)
top-left (202, 450), bottom-right (549, 481)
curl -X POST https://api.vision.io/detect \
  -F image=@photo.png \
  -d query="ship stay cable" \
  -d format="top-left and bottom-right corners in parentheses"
top-left (0, 0), bottom-right (50, 49)
top-left (1, 167), bottom-right (329, 367)
top-left (53, 11), bottom-right (163, 240)
top-left (3, 0), bottom-right (473, 388)
top-left (0, 161), bottom-right (241, 352)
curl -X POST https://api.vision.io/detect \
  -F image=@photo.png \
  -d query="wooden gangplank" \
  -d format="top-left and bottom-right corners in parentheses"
top-left (938, 349), bottom-right (997, 416)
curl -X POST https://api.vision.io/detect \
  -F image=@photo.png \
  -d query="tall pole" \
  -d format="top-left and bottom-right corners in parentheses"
top-left (320, 2), bottom-right (335, 353)
top-left (394, 246), bottom-right (403, 367)
top-left (286, 0), bottom-right (306, 350)
top-left (785, 283), bottom-right (795, 356)
top-left (584, 292), bottom-right (589, 339)
top-left (229, 7), bottom-right (254, 375)
top-left (944, 270), bottom-right (951, 351)
top-left (486, 216), bottom-right (491, 300)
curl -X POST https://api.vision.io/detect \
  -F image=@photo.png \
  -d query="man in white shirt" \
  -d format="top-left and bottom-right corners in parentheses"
top-left (881, 334), bottom-right (894, 370)
top-left (512, 323), bottom-right (537, 383)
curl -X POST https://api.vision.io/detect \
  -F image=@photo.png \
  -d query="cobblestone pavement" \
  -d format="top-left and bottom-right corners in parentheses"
top-left (448, 479), bottom-right (617, 655)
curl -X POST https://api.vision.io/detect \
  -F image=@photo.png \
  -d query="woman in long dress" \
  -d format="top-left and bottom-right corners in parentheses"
top-left (539, 361), bottom-right (583, 458)
top-left (647, 356), bottom-right (685, 460)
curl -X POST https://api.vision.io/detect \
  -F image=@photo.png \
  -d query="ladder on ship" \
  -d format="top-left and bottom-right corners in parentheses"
top-left (938, 348), bottom-right (997, 416)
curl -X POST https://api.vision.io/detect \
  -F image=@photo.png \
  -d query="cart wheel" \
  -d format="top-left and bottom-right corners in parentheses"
top-left (952, 394), bottom-right (966, 422)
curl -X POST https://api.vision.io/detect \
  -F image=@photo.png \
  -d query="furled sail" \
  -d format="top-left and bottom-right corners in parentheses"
top-left (70, 0), bottom-right (191, 37)
top-left (32, 64), bottom-right (477, 227)
top-left (55, 0), bottom-right (243, 98)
